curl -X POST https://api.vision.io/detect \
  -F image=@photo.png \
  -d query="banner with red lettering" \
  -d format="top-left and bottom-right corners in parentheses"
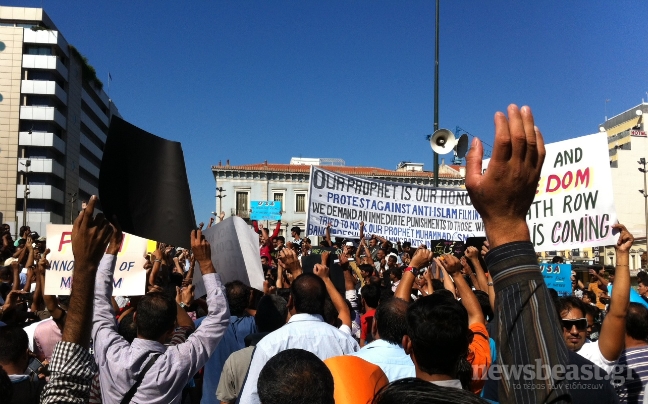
top-left (484, 132), bottom-right (618, 251)
top-left (44, 224), bottom-right (148, 296)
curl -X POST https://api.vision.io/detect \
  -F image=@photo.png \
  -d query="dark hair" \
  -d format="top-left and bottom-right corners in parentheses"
top-left (626, 302), bottom-right (648, 341)
top-left (19, 226), bottom-right (29, 236)
top-left (258, 349), bottom-right (334, 404)
top-left (0, 365), bottom-right (12, 403)
top-left (406, 294), bottom-right (469, 377)
top-left (471, 290), bottom-right (493, 322)
top-left (431, 279), bottom-right (444, 291)
top-left (0, 326), bottom-right (28, 365)
top-left (361, 283), bottom-right (381, 309)
top-left (433, 289), bottom-right (455, 300)
top-left (323, 298), bottom-right (338, 326)
top-left (583, 290), bottom-right (597, 304)
top-left (290, 273), bottom-right (327, 315)
top-left (226, 280), bottom-right (250, 317)
top-left (136, 292), bottom-right (177, 340)
top-left (255, 295), bottom-right (288, 333)
top-left (118, 311), bottom-right (138, 343)
top-left (402, 242), bottom-right (411, 248)
top-left (275, 236), bottom-right (285, 244)
top-left (375, 298), bottom-right (409, 345)
top-left (552, 256), bottom-right (564, 263)
top-left (638, 271), bottom-right (648, 285)
top-left (557, 296), bottom-right (587, 319)
top-left (359, 264), bottom-right (375, 276)
top-left (291, 227), bottom-right (301, 235)
top-left (390, 267), bottom-right (403, 281)
top-left (373, 378), bottom-right (488, 404)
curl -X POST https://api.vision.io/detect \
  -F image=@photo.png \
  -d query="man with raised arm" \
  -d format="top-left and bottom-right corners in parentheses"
top-left (464, 105), bottom-right (570, 403)
top-left (92, 223), bottom-right (229, 403)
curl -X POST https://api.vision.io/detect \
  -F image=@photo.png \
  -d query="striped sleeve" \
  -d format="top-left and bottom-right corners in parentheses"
top-left (486, 242), bottom-right (571, 404)
top-left (41, 341), bottom-right (97, 403)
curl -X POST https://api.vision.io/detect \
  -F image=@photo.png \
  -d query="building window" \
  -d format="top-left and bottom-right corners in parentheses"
top-left (235, 191), bottom-right (249, 218)
top-left (273, 191), bottom-right (284, 212)
top-left (295, 193), bottom-right (306, 213)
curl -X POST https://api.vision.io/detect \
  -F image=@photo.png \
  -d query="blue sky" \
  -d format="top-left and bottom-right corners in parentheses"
top-left (11, 0), bottom-right (648, 223)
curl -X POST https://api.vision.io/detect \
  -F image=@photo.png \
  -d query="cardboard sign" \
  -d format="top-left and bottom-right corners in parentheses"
top-left (483, 132), bottom-right (618, 252)
top-left (193, 216), bottom-right (265, 297)
top-left (250, 201), bottom-right (282, 221)
top-left (307, 166), bottom-right (484, 247)
top-left (540, 263), bottom-right (571, 296)
top-left (44, 224), bottom-right (148, 296)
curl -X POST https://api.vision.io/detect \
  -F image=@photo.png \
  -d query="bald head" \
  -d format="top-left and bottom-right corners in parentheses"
top-left (375, 297), bottom-right (409, 345)
top-left (291, 273), bottom-right (327, 315)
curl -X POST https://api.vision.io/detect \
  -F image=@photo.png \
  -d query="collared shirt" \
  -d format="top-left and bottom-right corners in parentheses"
top-left (33, 318), bottom-right (62, 361)
top-left (238, 313), bottom-right (359, 404)
top-left (92, 254), bottom-right (230, 404)
top-left (613, 345), bottom-right (648, 403)
top-left (41, 341), bottom-right (97, 404)
top-left (350, 339), bottom-right (415, 382)
top-left (201, 315), bottom-right (257, 404)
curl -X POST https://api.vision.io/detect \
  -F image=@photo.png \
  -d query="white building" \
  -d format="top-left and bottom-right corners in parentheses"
top-left (600, 102), bottom-right (648, 269)
top-left (0, 7), bottom-right (119, 235)
top-left (212, 158), bottom-right (465, 237)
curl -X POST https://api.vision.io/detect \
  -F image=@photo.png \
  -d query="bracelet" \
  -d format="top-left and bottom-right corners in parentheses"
top-left (487, 282), bottom-right (494, 286)
top-left (154, 259), bottom-right (162, 263)
top-left (616, 264), bottom-right (629, 267)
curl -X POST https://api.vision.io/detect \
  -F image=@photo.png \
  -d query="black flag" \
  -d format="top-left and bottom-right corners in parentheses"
top-left (99, 116), bottom-right (196, 247)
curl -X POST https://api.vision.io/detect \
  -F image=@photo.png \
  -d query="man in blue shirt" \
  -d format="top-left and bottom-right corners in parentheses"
top-left (351, 297), bottom-right (415, 382)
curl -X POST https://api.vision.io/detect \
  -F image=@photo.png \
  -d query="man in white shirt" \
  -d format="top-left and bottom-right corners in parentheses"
top-left (558, 228), bottom-right (631, 375)
top-left (238, 272), bottom-right (359, 404)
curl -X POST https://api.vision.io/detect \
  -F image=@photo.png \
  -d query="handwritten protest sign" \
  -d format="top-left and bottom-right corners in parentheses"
top-left (193, 216), bottom-right (265, 297)
top-left (540, 263), bottom-right (571, 296)
top-left (250, 201), bottom-right (282, 221)
top-left (484, 132), bottom-right (617, 251)
top-left (44, 224), bottom-right (148, 296)
top-left (307, 166), bottom-right (484, 246)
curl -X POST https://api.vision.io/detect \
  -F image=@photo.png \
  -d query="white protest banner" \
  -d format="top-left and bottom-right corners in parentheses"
top-left (45, 224), bottom-right (148, 296)
top-left (483, 132), bottom-right (617, 251)
top-left (307, 166), bottom-right (484, 246)
top-left (193, 216), bottom-right (265, 297)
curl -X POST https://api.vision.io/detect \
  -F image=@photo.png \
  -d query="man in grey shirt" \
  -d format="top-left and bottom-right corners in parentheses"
top-left (92, 229), bottom-right (230, 404)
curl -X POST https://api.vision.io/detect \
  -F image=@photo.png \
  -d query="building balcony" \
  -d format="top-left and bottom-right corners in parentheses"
top-left (22, 54), bottom-right (68, 79)
top-left (19, 131), bottom-right (66, 154)
top-left (20, 106), bottom-right (67, 128)
top-left (21, 80), bottom-right (67, 104)
top-left (18, 157), bottom-right (65, 179)
top-left (80, 133), bottom-right (103, 160)
top-left (79, 155), bottom-right (100, 178)
top-left (78, 177), bottom-right (98, 196)
top-left (23, 28), bottom-right (69, 57)
top-left (16, 184), bottom-right (64, 204)
top-left (80, 111), bottom-right (107, 143)
top-left (81, 89), bottom-right (109, 127)
top-left (231, 208), bottom-right (250, 219)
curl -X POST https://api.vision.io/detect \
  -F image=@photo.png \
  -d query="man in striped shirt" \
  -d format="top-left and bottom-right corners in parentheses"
top-left (614, 303), bottom-right (648, 404)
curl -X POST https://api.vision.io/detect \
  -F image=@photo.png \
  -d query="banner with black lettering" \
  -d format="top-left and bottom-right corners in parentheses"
top-left (307, 166), bottom-right (484, 246)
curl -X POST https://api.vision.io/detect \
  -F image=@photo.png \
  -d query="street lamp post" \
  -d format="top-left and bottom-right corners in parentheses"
top-left (68, 192), bottom-right (77, 224)
top-left (216, 187), bottom-right (227, 218)
top-left (638, 158), bottom-right (648, 268)
top-left (20, 159), bottom-right (31, 229)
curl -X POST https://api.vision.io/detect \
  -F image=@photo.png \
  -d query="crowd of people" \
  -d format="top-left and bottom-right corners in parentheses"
top-left (0, 105), bottom-right (647, 403)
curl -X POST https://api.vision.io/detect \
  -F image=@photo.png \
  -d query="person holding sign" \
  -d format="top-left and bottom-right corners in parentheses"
top-left (92, 214), bottom-right (230, 404)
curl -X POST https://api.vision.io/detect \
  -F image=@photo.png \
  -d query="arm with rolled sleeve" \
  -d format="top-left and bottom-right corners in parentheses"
top-left (92, 254), bottom-right (129, 368)
top-left (486, 242), bottom-right (570, 404)
top-left (166, 272), bottom-right (230, 381)
top-left (40, 341), bottom-right (97, 403)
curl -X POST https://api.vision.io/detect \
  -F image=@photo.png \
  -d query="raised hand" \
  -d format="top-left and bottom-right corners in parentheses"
top-left (191, 229), bottom-right (216, 274)
top-left (434, 255), bottom-right (462, 276)
top-left (313, 263), bottom-right (330, 280)
top-left (71, 196), bottom-right (113, 270)
top-left (409, 248), bottom-right (433, 269)
top-left (465, 105), bottom-right (545, 248)
top-left (613, 224), bottom-right (634, 253)
top-left (465, 246), bottom-right (479, 260)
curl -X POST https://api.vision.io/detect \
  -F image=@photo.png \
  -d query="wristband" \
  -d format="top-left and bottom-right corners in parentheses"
top-left (404, 266), bottom-right (420, 277)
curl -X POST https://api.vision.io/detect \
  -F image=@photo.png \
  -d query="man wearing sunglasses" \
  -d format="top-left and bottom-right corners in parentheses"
top-left (557, 224), bottom-right (633, 376)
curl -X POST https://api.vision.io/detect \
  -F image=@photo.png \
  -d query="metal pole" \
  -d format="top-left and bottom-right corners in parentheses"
top-left (433, 0), bottom-right (440, 187)
top-left (644, 167), bottom-right (647, 267)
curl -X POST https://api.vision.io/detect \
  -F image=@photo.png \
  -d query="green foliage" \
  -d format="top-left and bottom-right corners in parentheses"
top-left (68, 45), bottom-right (103, 90)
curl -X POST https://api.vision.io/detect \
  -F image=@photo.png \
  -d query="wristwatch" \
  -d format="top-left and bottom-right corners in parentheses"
top-left (404, 266), bottom-right (420, 277)
top-left (179, 302), bottom-right (187, 309)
